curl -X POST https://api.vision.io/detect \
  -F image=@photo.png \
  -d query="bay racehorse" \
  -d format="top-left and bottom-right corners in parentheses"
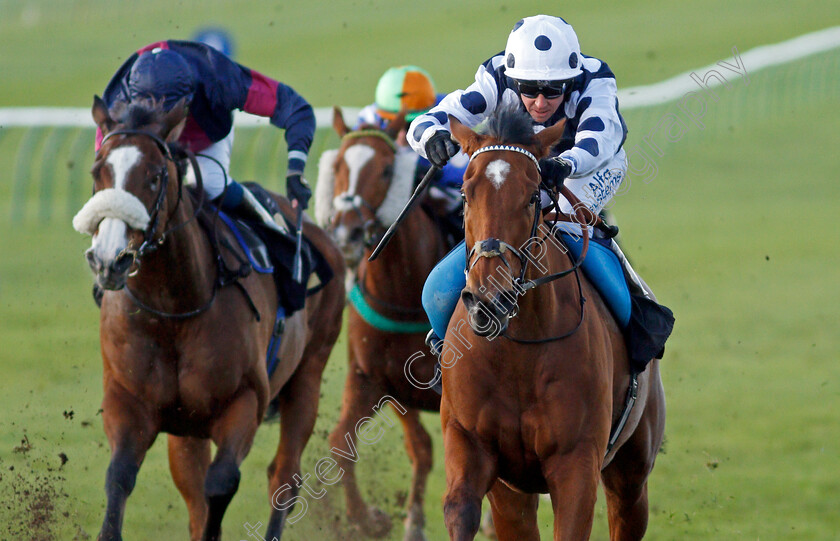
top-left (76, 97), bottom-right (345, 541)
top-left (438, 106), bottom-right (666, 540)
top-left (315, 107), bottom-right (448, 541)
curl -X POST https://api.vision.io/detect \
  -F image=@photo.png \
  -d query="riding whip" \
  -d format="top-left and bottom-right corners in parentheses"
top-left (368, 165), bottom-right (439, 261)
top-left (291, 206), bottom-right (305, 283)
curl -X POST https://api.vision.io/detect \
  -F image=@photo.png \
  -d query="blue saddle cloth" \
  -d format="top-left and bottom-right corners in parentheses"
top-left (559, 233), bottom-right (631, 327)
top-left (218, 211), bottom-right (275, 274)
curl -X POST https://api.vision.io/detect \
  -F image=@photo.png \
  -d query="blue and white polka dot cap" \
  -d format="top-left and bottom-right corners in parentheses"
top-left (504, 15), bottom-right (582, 82)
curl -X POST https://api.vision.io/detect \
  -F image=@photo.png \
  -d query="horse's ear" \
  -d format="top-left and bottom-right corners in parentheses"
top-left (384, 110), bottom-right (407, 140)
top-left (533, 118), bottom-right (567, 158)
top-left (333, 106), bottom-right (349, 137)
top-left (160, 97), bottom-right (189, 142)
top-left (92, 95), bottom-right (115, 135)
top-left (449, 115), bottom-right (482, 156)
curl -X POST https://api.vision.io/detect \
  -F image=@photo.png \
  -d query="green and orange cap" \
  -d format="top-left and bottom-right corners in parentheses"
top-left (375, 65), bottom-right (437, 122)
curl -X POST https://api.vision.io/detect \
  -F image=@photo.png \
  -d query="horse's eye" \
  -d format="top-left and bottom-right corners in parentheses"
top-left (150, 173), bottom-right (162, 192)
top-left (382, 165), bottom-right (394, 179)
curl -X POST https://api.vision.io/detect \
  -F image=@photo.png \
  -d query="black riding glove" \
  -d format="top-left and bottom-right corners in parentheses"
top-left (539, 157), bottom-right (573, 189)
top-left (425, 131), bottom-right (460, 168)
top-left (286, 173), bottom-right (311, 210)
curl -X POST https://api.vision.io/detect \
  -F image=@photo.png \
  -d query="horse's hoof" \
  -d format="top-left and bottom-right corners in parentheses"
top-left (362, 505), bottom-right (392, 538)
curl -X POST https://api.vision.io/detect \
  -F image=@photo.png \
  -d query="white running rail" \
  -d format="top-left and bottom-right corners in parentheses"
top-left (1, 25), bottom-right (838, 128)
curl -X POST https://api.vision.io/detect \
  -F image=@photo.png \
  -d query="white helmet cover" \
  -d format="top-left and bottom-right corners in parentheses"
top-left (504, 15), bottom-right (583, 82)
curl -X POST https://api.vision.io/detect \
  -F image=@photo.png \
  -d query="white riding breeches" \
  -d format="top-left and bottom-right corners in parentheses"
top-left (186, 130), bottom-right (235, 200)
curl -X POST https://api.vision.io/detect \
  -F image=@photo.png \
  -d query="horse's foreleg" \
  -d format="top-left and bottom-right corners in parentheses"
top-left (601, 429), bottom-right (655, 541)
top-left (326, 358), bottom-right (392, 538)
top-left (202, 388), bottom-right (260, 541)
top-left (168, 435), bottom-right (211, 541)
top-left (441, 419), bottom-right (496, 541)
top-left (543, 443), bottom-right (601, 541)
top-left (485, 480), bottom-right (539, 541)
top-left (398, 408), bottom-right (433, 541)
top-left (98, 385), bottom-right (158, 541)
top-left (264, 346), bottom-right (330, 540)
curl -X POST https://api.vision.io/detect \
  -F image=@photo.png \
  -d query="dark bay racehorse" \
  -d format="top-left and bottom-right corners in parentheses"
top-left (76, 97), bottom-right (346, 541)
top-left (438, 108), bottom-right (666, 540)
top-left (315, 107), bottom-right (448, 541)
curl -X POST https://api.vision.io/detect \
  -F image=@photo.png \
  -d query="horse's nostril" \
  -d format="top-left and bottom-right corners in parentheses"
top-left (85, 249), bottom-right (99, 270)
top-left (112, 252), bottom-right (134, 274)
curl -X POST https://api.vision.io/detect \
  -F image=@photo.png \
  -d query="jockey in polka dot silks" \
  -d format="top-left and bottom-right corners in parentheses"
top-left (407, 15), bottom-right (673, 390)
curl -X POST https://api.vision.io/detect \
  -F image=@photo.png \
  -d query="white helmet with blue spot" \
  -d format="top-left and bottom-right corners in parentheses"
top-left (504, 15), bottom-right (583, 83)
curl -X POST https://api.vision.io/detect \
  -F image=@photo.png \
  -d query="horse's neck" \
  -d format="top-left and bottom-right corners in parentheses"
top-left (361, 210), bottom-right (444, 305)
top-left (128, 196), bottom-right (215, 305)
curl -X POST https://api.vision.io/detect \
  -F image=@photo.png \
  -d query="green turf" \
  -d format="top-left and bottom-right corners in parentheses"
top-left (1, 0), bottom-right (838, 107)
top-left (1, 2), bottom-right (839, 539)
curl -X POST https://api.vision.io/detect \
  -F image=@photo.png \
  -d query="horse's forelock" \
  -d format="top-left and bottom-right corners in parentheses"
top-left (112, 100), bottom-right (165, 130)
top-left (480, 104), bottom-right (536, 146)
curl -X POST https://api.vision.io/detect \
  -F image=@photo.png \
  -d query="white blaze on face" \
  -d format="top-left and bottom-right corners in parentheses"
top-left (91, 145), bottom-right (143, 262)
top-left (486, 159), bottom-right (510, 190)
top-left (342, 144), bottom-right (375, 197)
top-left (107, 146), bottom-right (142, 189)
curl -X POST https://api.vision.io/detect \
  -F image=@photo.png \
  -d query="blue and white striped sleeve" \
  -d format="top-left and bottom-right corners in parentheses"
top-left (407, 56), bottom-right (503, 159)
top-left (560, 58), bottom-right (627, 178)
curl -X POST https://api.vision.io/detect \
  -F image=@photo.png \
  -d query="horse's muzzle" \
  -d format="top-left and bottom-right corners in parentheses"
top-left (86, 248), bottom-right (134, 290)
top-left (331, 223), bottom-right (365, 268)
top-left (461, 289), bottom-right (517, 337)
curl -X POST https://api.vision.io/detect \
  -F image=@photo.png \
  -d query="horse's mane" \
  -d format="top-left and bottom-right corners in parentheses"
top-left (479, 104), bottom-right (536, 145)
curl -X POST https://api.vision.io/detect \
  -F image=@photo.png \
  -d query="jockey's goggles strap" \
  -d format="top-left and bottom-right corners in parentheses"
top-left (470, 145), bottom-right (541, 172)
top-left (341, 130), bottom-right (398, 153)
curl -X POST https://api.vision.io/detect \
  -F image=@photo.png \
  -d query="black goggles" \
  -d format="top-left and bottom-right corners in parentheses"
top-left (515, 80), bottom-right (570, 99)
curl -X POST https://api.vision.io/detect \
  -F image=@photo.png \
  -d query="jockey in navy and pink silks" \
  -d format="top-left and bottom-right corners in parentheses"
top-left (98, 40), bottom-right (314, 230)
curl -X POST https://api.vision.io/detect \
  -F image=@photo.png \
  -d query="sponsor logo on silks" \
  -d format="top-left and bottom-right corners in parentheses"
top-left (586, 167), bottom-right (624, 207)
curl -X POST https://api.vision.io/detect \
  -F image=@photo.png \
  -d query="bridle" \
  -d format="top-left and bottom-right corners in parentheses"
top-left (96, 128), bottom-right (219, 319)
top-left (336, 128), bottom-right (428, 318)
top-left (97, 128), bottom-right (203, 261)
top-left (465, 144), bottom-right (591, 343)
top-left (333, 129), bottom-right (398, 248)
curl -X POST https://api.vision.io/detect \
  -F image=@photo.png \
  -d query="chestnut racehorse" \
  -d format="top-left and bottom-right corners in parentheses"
top-left (438, 106), bottom-right (666, 540)
top-left (77, 97), bottom-right (345, 541)
top-left (315, 107), bottom-right (448, 541)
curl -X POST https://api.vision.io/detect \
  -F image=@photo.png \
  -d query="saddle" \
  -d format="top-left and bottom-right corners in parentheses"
top-left (547, 190), bottom-right (673, 373)
top-left (194, 183), bottom-right (333, 315)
